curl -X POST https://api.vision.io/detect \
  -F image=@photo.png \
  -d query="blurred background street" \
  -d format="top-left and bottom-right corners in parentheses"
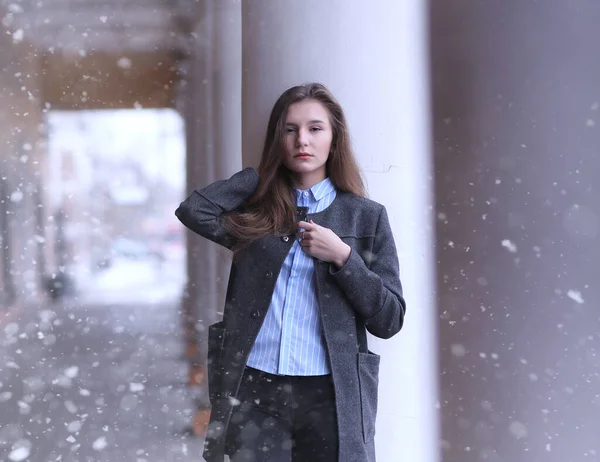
top-left (1, 298), bottom-right (205, 462)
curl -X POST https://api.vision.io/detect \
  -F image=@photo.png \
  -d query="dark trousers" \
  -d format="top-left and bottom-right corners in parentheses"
top-left (225, 366), bottom-right (339, 462)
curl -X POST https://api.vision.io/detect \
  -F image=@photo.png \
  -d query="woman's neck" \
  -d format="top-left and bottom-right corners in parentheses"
top-left (292, 172), bottom-right (326, 190)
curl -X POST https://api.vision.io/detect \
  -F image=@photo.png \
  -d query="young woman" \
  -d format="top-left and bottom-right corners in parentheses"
top-left (175, 83), bottom-right (406, 462)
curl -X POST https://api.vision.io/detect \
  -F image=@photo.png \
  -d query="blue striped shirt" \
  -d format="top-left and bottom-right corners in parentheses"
top-left (246, 178), bottom-right (336, 376)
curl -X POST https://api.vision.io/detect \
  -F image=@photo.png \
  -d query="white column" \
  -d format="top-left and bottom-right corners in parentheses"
top-left (179, 0), bottom-right (220, 376)
top-left (242, 2), bottom-right (438, 461)
top-left (191, 0), bottom-right (218, 328)
top-left (211, 0), bottom-right (242, 317)
top-left (181, 56), bottom-right (215, 368)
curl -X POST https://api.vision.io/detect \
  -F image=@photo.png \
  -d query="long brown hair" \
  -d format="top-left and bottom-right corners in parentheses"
top-left (223, 83), bottom-right (366, 251)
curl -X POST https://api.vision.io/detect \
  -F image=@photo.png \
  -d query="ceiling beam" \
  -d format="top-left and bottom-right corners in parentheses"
top-left (4, 0), bottom-right (197, 17)
top-left (27, 29), bottom-right (183, 55)
top-left (11, 8), bottom-right (177, 29)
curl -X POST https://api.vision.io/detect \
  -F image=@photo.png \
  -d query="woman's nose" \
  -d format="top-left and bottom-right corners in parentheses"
top-left (296, 129), bottom-right (309, 146)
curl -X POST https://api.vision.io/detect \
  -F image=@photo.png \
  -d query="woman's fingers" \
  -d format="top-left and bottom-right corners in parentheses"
top-left (297, 220), bottom-right (317, 230)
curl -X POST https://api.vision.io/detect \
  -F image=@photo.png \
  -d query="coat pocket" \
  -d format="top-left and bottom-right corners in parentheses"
top-left (207, 321), bottom-right (226, 402)
top-left (357, 351), bottom-right (380, 442)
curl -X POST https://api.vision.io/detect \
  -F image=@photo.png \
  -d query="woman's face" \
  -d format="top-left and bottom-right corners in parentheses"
top-left (281, 99), bottom-right (333, 189)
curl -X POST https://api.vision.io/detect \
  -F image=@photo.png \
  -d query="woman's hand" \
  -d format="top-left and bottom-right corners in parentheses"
top-left (297, 220), bottom-right (351, 268)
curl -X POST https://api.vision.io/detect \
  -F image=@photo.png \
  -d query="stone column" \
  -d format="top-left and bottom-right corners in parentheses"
top-left (179, 0), bottom-right (242, 436)
top-left (181, 54), bottom-right (215, 372)
top-left (242, 2), bottom-right (438, 460)
top-left (211, 0), bottom-right (242, 325)
top-left (178, 0), bottom-right (219, 394)
top-left (431, 1), bottom-right (600, 461)
top-left (0, 23), bottom-right (46, 305)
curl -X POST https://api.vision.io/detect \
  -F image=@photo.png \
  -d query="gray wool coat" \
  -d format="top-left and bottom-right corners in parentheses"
top-left (175, 168), bottom-right (406, 462)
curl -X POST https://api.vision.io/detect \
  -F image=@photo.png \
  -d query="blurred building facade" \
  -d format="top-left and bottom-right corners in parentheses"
top-left (1, 1), bottom-right (599, 461)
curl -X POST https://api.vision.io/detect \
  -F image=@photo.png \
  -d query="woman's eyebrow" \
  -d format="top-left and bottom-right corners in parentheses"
top-left (285, 120), bottom-right (326, 126)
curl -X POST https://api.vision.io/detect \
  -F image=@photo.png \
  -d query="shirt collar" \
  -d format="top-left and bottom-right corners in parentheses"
top-left (296, 178), bottom-right (336, 202)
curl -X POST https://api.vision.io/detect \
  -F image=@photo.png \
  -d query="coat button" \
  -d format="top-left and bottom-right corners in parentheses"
top-left (281, 236), bottom-right (289, 242)
top-left (265, 270), bottom-right (273, 278)
top-left (251, 310), bottom-right (261, 319)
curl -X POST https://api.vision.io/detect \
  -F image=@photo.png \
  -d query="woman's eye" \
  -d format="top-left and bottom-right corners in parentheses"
top-left (310, 127), bottom-right (322, 132)
top-left (286, 128), bottom-right (296, 133)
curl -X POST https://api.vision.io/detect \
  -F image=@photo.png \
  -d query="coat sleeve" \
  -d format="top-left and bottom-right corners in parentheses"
top-left (174, 167), bottom-right (260, 249)
top-left (328, 205), bottom-right (406, 339)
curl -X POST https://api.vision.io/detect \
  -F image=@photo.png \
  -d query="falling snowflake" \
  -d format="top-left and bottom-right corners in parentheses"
top-left (8, 3), bottom-right (24, 13)
top-left (451, 344), bottom-right (467, 357)
top-left (567, 290), bottom-right (584, 304)
top-left (4, 323), bottom-right (19, 336)
top-left (12, 28), bottom-right (24, 43)
top-left (501, 239), bottom-right (518, 253)
top-left (64, 400), bottom-right (78, 413)
top-left (509, 421), bottom-right (528, 439)
top-left (67, 420), bottom-right (82, 432)
top-left (10, 190), bottom-right (23, 203)
top-left (92, 436), bottom-right (108, 451)
top-left (8, 446), bottom-right (30, 462)
top-left (64, 366), bottom-right (79, 378)
top-left (129, 382), bottom-right (145, 392)
top-left (118, 57), bottom-right (132, 69)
